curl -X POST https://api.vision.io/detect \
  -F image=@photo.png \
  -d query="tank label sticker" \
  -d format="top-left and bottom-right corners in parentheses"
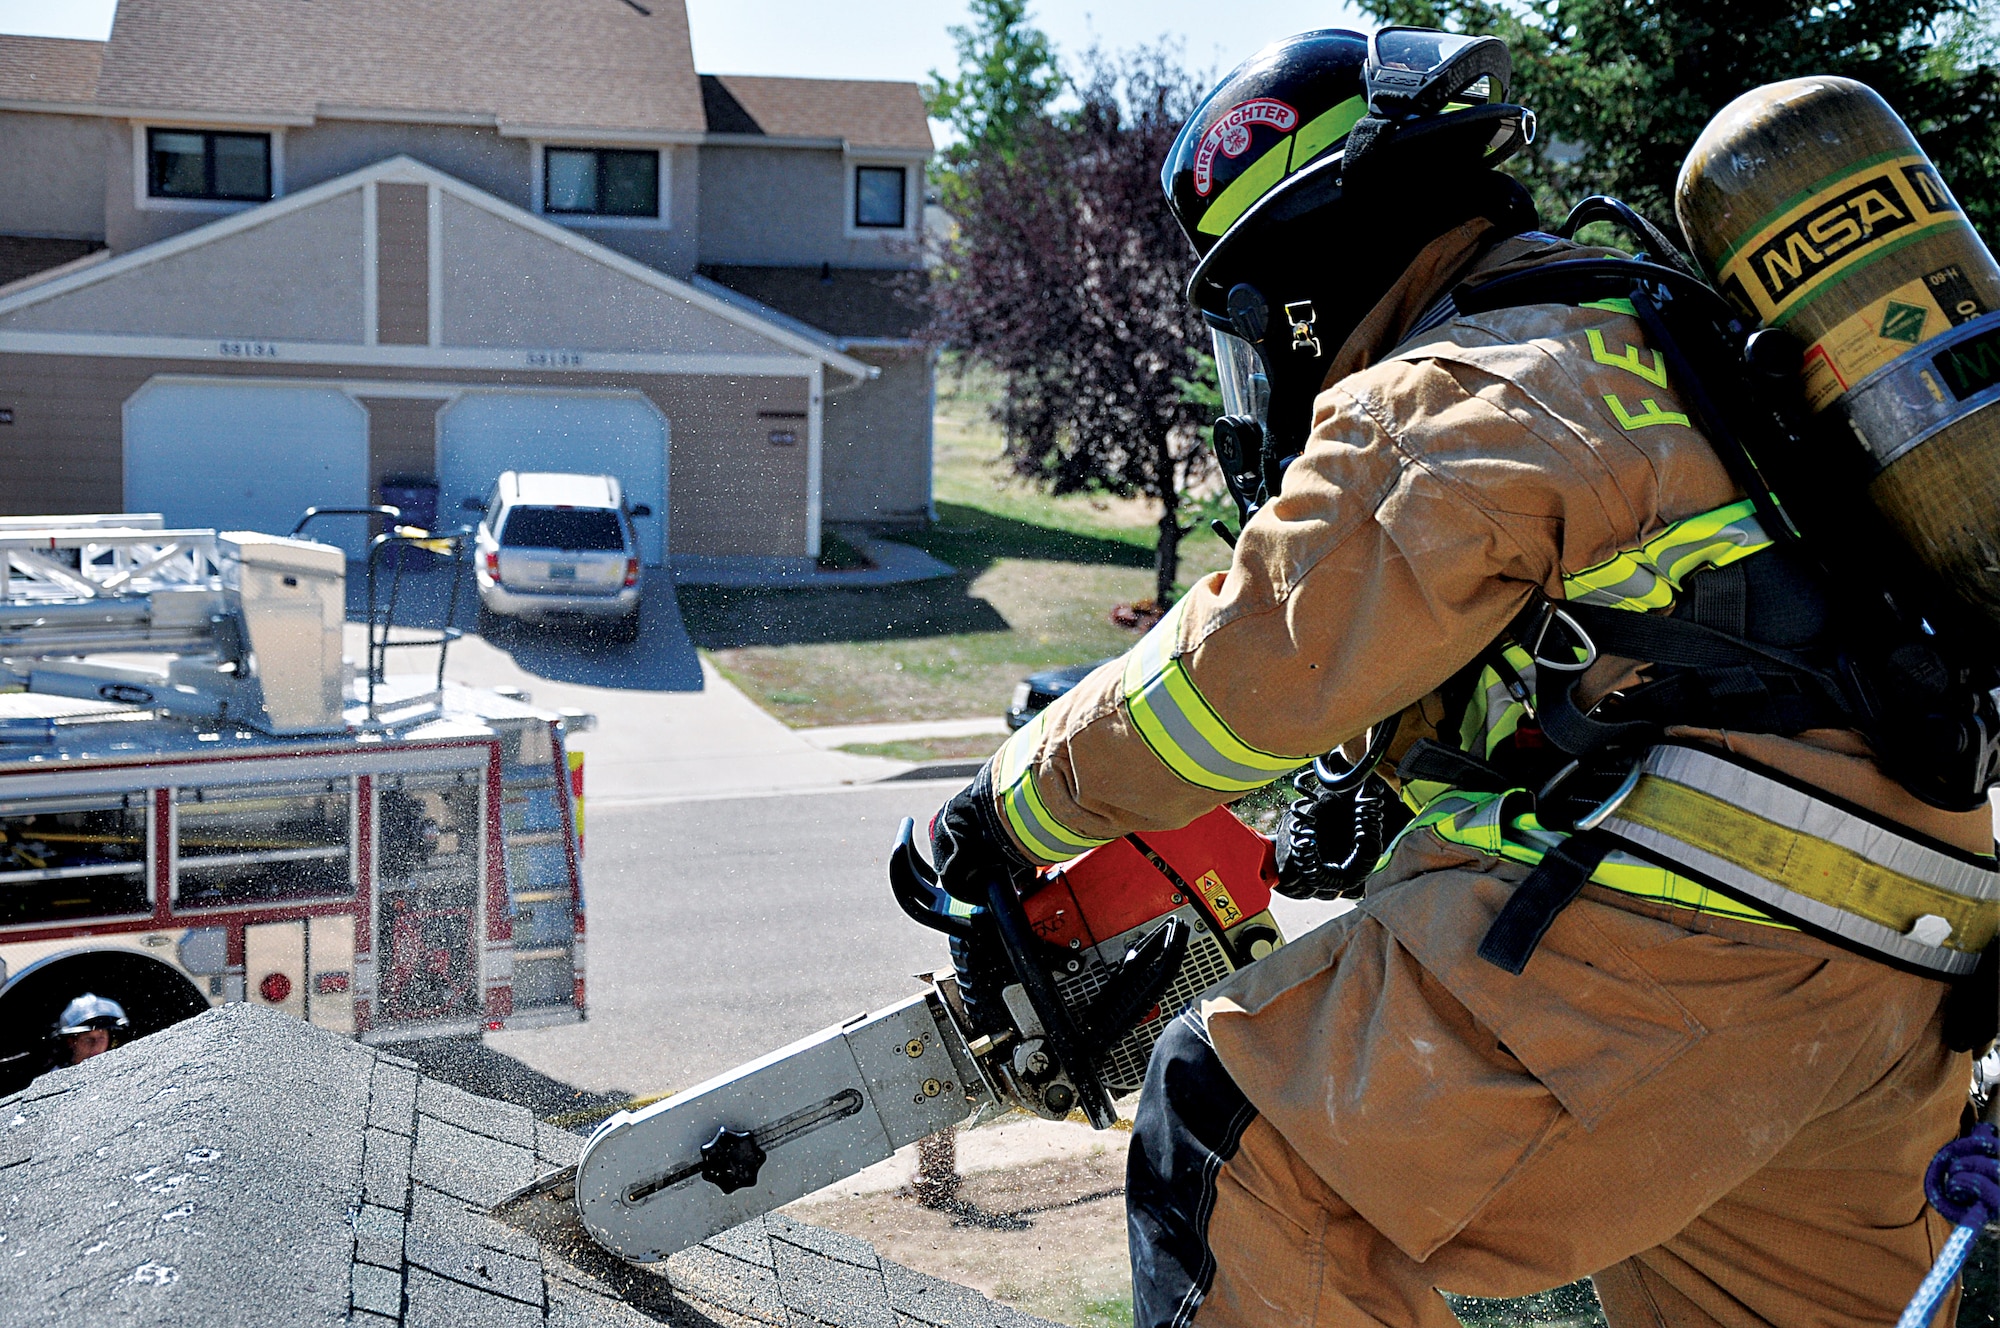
top-left (1801, 265), bottom-right (1989, 411)
top-left (1717, 152), bottom-right (1968, 328)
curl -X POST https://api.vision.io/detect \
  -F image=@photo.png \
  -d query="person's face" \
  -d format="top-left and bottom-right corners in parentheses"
top-left (60, 1029), bottom-right (112, 1065)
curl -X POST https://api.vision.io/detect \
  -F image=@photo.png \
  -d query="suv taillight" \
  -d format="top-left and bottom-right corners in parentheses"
top-left (623, 558), bottom-right (640, 588)
top-left (484, 550), bottom-right (501, 584)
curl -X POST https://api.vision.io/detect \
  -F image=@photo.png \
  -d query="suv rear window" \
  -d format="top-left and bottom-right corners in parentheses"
top-left (500, 507), bottom-right (625, 551)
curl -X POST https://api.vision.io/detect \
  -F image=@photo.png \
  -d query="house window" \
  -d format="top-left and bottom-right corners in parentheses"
top-left (544, 148), bottom-right (659, 218)
top-left (148, 129), bottom-right (272, 201)
top-left (854, 166), bottom-right (908, 229)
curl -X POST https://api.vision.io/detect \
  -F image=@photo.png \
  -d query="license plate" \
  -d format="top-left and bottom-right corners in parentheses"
top-left (548, 563), bottom-right (577, 580)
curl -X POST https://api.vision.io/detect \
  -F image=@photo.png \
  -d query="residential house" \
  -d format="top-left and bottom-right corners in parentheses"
top-left (0, 0), bottom-right (935, 572)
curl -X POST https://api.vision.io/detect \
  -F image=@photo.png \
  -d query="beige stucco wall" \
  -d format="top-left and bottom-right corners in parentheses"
top-left (287, 121), bottom-right (530, 208)
top-left (0, 354), bottom-right (814, 557)
top-left (549, 143), bottom-right (701, 279)
top-left (822, 345), bottom-right (932, 523)
top-left (2, 191), bottom-right (366, 342)
top-left (0, 111), bottom-right (108, 241)
top-left (437, 193), bottom-right (776, 357)
top-left (697, 144), bottom-right (920, 270)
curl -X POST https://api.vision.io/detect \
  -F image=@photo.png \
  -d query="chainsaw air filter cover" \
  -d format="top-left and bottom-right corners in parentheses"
top-left (1025, 807), bottom-right (1283, 1096)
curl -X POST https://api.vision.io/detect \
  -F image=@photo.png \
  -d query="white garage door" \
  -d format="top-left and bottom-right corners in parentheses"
top-left (125, 382), bottom-right (370, 557)
top-left (438, 392), bottom-right (667, 565)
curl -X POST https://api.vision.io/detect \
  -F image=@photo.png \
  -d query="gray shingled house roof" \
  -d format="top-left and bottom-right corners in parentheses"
top-left (700, 75), bottom-right (934, 152)
top-left (51, 0), bottom-right (708, 133)
top-left (0, 35), bottom-right (104, 106)
top-left (0, 1006), bottom-right (1053, 1328)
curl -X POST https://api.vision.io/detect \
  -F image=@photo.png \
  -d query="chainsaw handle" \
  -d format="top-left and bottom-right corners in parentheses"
top-left (986, 875), bottom-right (1120, 1130)
top-left (889, 817), bottom-right (981, 940)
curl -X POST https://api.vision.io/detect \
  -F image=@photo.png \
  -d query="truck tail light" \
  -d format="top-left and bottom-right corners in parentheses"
top-left (623, 558), bottom-right (639, 587)
top-left (484, 550), bottom-right (501, 584)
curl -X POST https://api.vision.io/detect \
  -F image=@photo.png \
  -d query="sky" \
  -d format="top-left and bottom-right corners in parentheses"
top-left (0, 1), bottom-right (1373, 86)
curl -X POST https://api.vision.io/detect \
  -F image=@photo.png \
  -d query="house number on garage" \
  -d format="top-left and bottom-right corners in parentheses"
top-left (524, 351), bottom-right (584, 368)
top-left (218, 340), bottom-right (281, 359)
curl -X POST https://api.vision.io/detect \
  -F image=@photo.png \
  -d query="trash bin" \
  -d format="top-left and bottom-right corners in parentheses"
top-left (378, 476), bottom-right (442, 567)
top-left (378, 476), bottom-right (440, 532)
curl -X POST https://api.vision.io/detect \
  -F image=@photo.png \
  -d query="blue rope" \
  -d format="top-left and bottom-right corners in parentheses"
top-left (1896, 1224), bottom-right (1978, 1328)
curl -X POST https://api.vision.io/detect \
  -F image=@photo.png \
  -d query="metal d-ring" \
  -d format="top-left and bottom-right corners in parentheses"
top-left (1310, 712), bottom-right (1403, 794)
top-left (1529, 606), bottom-right (1599, 674)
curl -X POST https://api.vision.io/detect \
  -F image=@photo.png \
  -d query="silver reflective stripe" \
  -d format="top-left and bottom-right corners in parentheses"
top-left (1599, 745), bottom-right (1998, 975)
top-left (1837, 308), bottom-right (2000, 472)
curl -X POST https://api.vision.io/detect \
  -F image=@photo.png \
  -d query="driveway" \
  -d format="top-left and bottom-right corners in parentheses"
top-left (344, 559), bottom-right (902, 802)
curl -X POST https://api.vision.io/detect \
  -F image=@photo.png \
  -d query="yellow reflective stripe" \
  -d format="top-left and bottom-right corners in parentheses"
top-left (1581, 297), bottom-right (1638, 316)
top-left (1409, 787), bottom-right (1788, 928)
top-left (990, 712), bottom-right (1112, 866)
top-left (1292, 95), bottom-right (1368, 170)
top-left (1197, 96), bottom-right (1367, 238)
top-left (1563, 499), bottom-right (1771, 611)
top-left (1120, 600), bottom-right (1308, 792)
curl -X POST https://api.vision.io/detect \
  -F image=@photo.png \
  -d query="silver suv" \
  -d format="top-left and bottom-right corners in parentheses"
top-left (469, 472), bottom-right (649, 641)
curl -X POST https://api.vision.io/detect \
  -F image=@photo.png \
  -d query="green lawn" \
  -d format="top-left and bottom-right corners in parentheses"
top-left (683, 372), bottom-right (1232, 728)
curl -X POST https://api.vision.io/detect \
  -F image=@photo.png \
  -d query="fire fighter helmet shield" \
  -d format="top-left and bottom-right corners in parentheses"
top-left (53, 992), bottom-right (130, 1037)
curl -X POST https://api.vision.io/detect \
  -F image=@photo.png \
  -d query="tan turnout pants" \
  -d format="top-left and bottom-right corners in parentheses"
top-left (1128, 834), bottom-right (1968, 1328)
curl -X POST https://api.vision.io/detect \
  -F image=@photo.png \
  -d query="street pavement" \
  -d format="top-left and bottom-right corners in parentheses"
top-left (485, 781), bottom-right (1353, 1103)
top-left (358, 568), bottom-right (1352, 1105)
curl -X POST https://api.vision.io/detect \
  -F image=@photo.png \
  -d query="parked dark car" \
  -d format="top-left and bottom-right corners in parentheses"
top-left (1006, 659), bottom-right (1116, 730)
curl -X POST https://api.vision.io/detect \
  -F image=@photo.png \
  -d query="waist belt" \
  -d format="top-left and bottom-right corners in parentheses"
top-left (1479, 744), bottom-right (2000, 977)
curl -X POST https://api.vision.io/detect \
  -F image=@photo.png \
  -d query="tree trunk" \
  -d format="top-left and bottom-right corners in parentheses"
top-left (1155, 496), bottom-right (1181, 609)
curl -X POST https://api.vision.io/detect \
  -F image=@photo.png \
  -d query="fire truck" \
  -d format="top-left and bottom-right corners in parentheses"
top-left (0, 513), bottom-right (586, 1093)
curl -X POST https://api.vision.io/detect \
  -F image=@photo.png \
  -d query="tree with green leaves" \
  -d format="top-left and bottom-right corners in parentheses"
top-left (929, 49), bottom-right (1214, 608)
top-left (923, 0), bottom-right (1067, 207)
top-left (1358, 0), bottom-right (2000, 241)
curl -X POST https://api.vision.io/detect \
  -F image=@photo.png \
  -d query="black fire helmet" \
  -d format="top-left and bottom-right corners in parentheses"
top-left (1162, 26), bottom-right (1537, 320)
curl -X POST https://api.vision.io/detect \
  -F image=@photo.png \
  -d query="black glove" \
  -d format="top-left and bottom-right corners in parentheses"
top-left (928, 766), bottom-right (1035, 1034)
top-left (928, 764), bottom-right (1032, 905)
top-left (1273, 772), bottom-right (1408, 901)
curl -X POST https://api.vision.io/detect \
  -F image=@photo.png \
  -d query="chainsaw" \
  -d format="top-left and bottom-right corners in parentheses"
top-left (539, 805), bottom-right (1286, 1262)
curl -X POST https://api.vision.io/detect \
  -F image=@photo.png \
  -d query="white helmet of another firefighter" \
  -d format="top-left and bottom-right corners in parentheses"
top-left (53, 992), bottom-right (131, 1037)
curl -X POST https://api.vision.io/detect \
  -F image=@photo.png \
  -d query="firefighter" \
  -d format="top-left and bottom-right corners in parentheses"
top-left (927, 27), bottom-right (1996, 1328)
top-left (50, 993), bottom-right (131, 1068)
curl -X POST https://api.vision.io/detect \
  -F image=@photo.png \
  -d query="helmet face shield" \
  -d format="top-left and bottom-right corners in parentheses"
top-left (1212, 328), bottom-right (1271, 434)
top-left (1366, 27), bottom-right (1513, 114)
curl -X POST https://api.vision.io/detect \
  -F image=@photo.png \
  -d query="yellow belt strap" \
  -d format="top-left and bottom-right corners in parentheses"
top-left (1597, 745), bottom-right (1998, 975)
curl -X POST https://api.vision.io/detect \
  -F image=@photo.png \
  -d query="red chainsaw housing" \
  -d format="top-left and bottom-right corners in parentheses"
top-left (1022, 806), bottom-right (1277, 950)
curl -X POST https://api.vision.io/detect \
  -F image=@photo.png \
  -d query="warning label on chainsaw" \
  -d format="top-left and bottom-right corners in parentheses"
top-left (1801, 265), bottom-right (1989, 411)
top-left (1191, 869), bottom-right (1244, 928)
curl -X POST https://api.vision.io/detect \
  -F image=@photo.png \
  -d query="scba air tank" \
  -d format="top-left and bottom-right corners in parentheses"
top-left (1676, 76), bottom-right (2000, 632)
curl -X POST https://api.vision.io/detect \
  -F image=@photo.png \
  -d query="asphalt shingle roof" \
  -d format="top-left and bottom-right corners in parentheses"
top-left (702, 75), bottom-right (933, 152)
top-left (93, 0), bottom-right (706, 133)
top-left (0, 1006), bottom-right (1053, 1328)
top-left (0, 35), bottom-right (104, 105)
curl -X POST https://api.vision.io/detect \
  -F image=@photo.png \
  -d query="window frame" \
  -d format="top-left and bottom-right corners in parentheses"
top-left (852, 165), bottom-right (909, 230)
top-left (533, 144), bottom-right (669, 228)
top-left (843, 155), bottom-right (924, 239)
top-left (133, 124), bottom-right (284, 214)
top-left (145, 128), bottom-right (274, 203)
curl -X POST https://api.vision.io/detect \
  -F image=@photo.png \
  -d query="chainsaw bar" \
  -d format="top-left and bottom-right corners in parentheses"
top-left (574, 989), bottom-right (992, 1261)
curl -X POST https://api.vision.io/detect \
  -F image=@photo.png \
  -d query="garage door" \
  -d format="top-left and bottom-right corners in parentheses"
top-left (125, 382), bottom-right (370, 557)
top-left (438, 393), bottom-right (667, 565)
